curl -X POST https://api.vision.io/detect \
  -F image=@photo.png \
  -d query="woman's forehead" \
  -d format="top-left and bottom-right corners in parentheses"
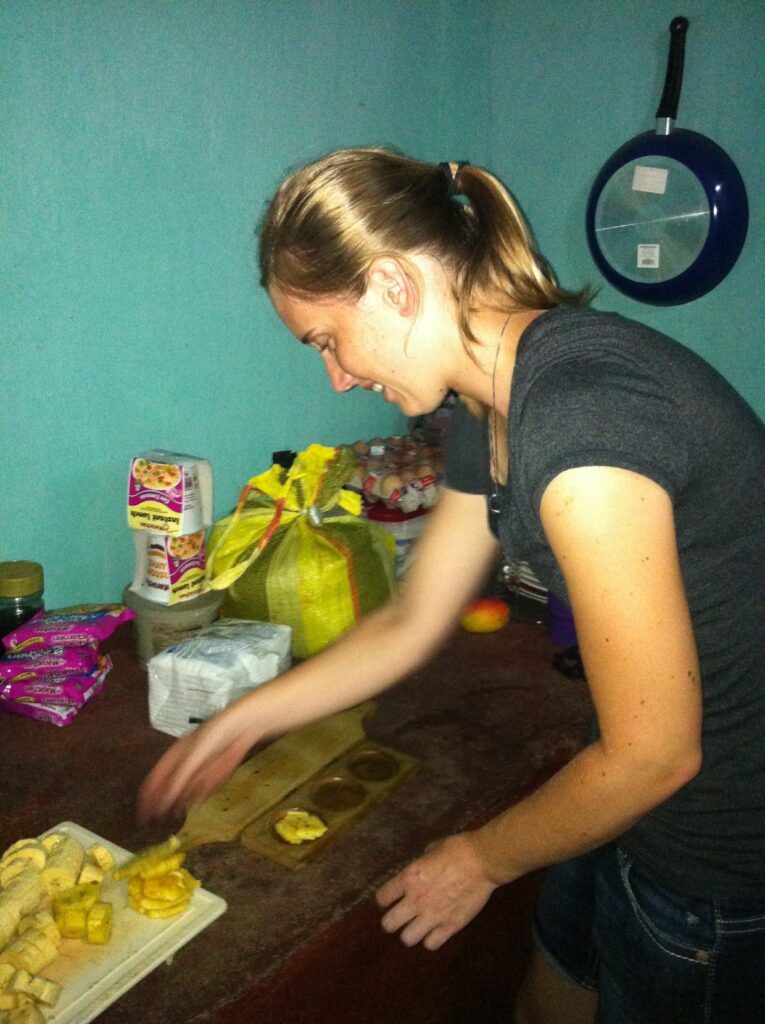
top-left (270, 287), bottom-right (353, 338)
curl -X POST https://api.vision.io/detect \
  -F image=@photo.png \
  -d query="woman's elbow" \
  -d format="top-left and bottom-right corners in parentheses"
top-left (609, 738), bottom-right (702, 807)
top-left (649, 742), bottom-right (702, 803)
top-left (674, 743), bottom-right (702, 790)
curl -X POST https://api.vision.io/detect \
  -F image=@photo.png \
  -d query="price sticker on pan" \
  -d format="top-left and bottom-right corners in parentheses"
top-left (632, 165), bottom-right (668, 195)
top-left (637, 243), bottom-right (661, 269)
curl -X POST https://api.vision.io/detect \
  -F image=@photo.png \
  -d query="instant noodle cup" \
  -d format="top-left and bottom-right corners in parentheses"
top-left (130, 530), bottom-right (207, 605)
top-left (127, 450), bottom-right (213, 536)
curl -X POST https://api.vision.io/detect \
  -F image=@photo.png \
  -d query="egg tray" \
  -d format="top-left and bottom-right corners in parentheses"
top-left (239, 742), bottom-right (419, 868)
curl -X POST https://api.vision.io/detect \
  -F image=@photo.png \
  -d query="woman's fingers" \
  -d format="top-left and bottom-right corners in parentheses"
top-left (137, 713), bottom-right (254, 823)
top-left (375, 872), bottom-right (406, 911)
top-left (375, 833), bottom-right (496, 950)
top-left (422, 924), bottom-right (454, 951)
top-left (137, 738), bottom-right (193, 822)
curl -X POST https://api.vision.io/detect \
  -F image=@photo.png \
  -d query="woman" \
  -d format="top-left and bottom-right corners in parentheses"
top-left (139, 148), bottom-right (765, 1023)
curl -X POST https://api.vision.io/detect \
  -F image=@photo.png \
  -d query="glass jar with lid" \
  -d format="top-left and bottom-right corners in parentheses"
top-left (0, 560), bottom-right (45, 645)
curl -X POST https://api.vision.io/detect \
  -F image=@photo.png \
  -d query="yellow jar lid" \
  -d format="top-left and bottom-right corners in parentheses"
top-left (0, 560), bottom-right (44, 598)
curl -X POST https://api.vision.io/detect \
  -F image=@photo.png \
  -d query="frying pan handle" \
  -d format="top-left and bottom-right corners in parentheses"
top-left (656, 16), bottom-right (689, 126)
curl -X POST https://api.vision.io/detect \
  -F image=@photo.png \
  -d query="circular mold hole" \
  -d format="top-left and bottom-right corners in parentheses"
top-left (347, 748), bottom-right (399, 782)
top-left (271, 807), bottom-right (328, 845)
top-left (310, 776), bottom-right (366, 812)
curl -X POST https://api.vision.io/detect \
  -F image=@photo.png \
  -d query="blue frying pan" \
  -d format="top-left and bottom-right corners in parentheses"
top-left (586, 16), bottom-right (748, 306)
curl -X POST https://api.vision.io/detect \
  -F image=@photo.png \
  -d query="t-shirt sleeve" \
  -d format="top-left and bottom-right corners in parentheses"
top-left (517, 357), bottom-right (691, 515)
top-left (443, 399), bottom-right (491, 495)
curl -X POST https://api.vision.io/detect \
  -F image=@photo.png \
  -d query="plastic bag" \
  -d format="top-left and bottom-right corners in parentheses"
top-left (206, 445), bottom-right (396, 658)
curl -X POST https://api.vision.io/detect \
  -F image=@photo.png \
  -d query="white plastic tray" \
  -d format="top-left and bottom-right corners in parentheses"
top-left (37, 822), bottom-right (227, 1023)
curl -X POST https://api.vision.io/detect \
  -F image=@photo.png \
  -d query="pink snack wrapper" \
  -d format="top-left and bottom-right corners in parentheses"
top-left (0, 700), bottom-right (79, 727)
top-left (0, 656), bottom-right (111, 726)
top-left (0, 655), bottom-right (111, 708)
top-left (2, 604), bottom-right (135, 652)
top-left (0, 645), bottom-right (100, 682)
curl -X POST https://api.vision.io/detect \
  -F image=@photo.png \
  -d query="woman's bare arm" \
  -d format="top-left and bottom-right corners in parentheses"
top-left (138, 486), bottom-right (501, 821)
top-left (377, 466), bottom-right (702, 948)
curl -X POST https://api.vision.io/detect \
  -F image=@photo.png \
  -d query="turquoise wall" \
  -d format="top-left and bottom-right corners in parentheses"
top-left (1, 1), bottom-right (761, 607)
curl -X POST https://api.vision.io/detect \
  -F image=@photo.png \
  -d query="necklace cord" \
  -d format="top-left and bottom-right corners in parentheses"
top-left (489, 313), bottom-right (513, 511)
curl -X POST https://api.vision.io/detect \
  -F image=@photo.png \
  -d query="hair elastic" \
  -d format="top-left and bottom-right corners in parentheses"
top-left (438, 161), bottom-right (469, 197)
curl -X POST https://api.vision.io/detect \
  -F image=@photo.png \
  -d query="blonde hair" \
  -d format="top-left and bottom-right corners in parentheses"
top-left (259, 146), bottom-right (590, 353)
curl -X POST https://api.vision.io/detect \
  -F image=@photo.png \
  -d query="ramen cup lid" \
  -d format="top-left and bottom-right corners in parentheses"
top-left (122, 584), bottom-right (223, 620)
top-left (0, 561), bottom-right (44, 598)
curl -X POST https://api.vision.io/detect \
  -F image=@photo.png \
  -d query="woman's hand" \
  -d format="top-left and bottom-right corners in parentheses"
top-left (137, 703), bottom-right (260, 823)
top-left (375, 831), bottom-right (499, 950)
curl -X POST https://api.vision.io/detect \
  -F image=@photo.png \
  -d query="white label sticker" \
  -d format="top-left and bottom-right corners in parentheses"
top-left (632, 166), bottom-right (669, 194)
top-left (637, 243), bottom-right (661, 269)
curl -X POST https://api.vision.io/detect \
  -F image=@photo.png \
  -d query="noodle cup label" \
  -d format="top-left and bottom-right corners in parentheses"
top-left (132, 531), bottom-right (207, 605)
top-left (127, 450), bottom-right (213, 535)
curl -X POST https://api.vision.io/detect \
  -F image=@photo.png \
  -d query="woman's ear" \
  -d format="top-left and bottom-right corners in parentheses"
top-left (365, 256), bottom-right (418, 318)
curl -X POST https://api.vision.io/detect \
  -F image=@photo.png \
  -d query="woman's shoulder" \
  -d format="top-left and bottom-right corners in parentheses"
top-left (516, 304), bottom-right (715, 400)
top-left (521, 304), bottom-right (660, 358)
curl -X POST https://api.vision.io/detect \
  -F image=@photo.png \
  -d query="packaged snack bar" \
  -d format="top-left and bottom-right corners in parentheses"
top-left (0, 699), bottom-right (79, 727)
top-left (0, 655), bottom-right (111, 707)
top-left (0, 645), bottom-right (100, 681)
top-left (2, 605), bottom-right (135, 652)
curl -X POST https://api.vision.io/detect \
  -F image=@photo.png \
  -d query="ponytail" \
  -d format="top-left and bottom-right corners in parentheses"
top-left (259, 147), bottom-right (591, 343)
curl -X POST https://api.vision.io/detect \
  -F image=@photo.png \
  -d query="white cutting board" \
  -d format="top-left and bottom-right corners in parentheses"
top-left (37, 822), bottom-right (227, 1024)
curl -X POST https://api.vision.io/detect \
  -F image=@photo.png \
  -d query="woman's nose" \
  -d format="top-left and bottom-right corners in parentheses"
top-left (324, 353), bottom-right (359, 393)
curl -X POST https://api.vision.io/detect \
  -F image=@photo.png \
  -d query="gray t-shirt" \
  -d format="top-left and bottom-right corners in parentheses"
top-left (445, 304), bottom-right (765, 898)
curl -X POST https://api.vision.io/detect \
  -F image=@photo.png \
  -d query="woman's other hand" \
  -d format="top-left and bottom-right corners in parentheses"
top-left (376, 831), bottom-right (498, 950)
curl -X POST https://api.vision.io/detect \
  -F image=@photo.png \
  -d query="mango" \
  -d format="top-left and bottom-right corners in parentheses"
top-left (460, 596), bottom-right (510, 633)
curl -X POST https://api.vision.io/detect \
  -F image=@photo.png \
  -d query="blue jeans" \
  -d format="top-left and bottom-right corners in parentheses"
top-left (533, 844), bottom-right (765, 1023)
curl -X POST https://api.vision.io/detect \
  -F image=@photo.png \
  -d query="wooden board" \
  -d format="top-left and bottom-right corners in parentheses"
top-left (175, 701), bottom-right (376, 850)
top-left (239, 742), bottom-right (419, 869)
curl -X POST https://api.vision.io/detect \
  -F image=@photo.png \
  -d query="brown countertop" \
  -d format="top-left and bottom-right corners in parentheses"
top-left (1, 616), bottom-right (592, 1023)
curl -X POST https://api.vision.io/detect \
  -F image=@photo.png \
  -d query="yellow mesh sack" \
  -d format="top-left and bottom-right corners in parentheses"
top-left (206, 445), bottom-right (396, 658)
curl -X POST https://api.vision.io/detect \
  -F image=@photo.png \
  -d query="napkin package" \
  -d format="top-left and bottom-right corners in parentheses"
top-left (148, 619), bottom-right (291, 737)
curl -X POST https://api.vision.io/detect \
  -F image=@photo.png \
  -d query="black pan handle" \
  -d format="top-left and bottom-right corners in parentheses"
top-left (656, 16), bottom-right (689, 121)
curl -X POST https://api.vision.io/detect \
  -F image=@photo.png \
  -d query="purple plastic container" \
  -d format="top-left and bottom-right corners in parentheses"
top-left (547, 592), bottom-right (577, 647)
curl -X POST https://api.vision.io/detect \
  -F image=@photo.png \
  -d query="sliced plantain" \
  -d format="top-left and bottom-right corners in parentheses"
top-left (39, 834), bottom-right (64, 855)
top-left (53, 906), bottom-right (87, 940)
top-left (40, 836), bottom-right (84, 896)
top-left (0, 862), bottom-right (30, 890)
top-left (138, 898), bottom-right (191, 919)
top-left (0, 905), bottom-right (20, 949)
top-left (26, 975), bottom-right (61, 1007)
top-left (2, 873), bottom-right (44, 918)
top-left (16, 913), bottom-right (59, 947)
top-left (7, 997), bottom-right (46, 1024)
top-left (112, 835), bottom-right (181, 881)
top-left (86, 844), bottom-right (115, 872)
top-left (85, 902), bottom-right (112, 945)
top-left (0, 845), bottom-right (46, 874)
top-left (77, 863), bottom-right (104, 886)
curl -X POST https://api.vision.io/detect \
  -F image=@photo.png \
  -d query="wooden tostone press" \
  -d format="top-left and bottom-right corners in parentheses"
top-left (170, 702), bottom-right (418, 869)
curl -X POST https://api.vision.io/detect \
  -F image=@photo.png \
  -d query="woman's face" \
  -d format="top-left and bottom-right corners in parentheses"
top-left (269, 272), bottom-right (450, 416)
